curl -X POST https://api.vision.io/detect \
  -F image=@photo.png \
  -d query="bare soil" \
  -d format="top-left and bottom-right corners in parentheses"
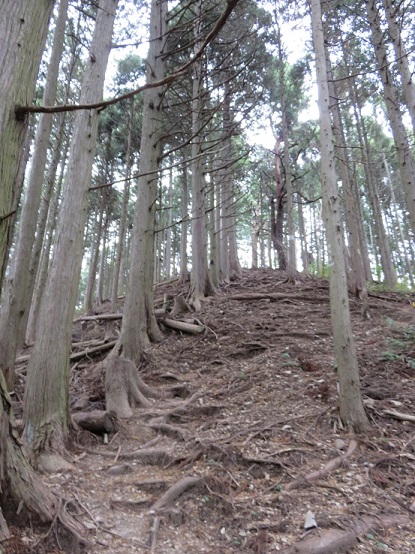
top-left (7, 269), bottom-right (415, 553)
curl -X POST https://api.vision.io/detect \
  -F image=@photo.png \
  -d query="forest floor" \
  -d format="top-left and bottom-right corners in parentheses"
top-left (6, 268), bottom-right (415, 553)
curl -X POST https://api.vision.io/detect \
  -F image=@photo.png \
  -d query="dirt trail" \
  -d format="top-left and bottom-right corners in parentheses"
top-left (8, 269), bottom-right (415, 553)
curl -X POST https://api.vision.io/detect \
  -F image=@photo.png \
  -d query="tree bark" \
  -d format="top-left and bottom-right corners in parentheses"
top-left (190, 0), bottom-right (215, 309)
top-left (118, 0), bottom-right (166, 362)
top-left (310, 0), bottom-right (369, 432)
top-left (365, 0), bottom-right (415, 237)
top-left (0, 0), bottom-right (55, 290)
top-left (0, 0), bottom-right (68, 389)
top-left (23, 0), bottom-right (119, 461)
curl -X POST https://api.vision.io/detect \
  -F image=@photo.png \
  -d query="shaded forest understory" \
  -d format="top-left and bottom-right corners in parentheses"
top-left (6, 269), bottom-right (415, 553)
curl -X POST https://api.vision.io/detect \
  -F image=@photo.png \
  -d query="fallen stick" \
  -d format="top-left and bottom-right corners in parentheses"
top-left (285, 440), bottom-right (357, 491)
top-left (70, 340), bottom-right (117, 361)
top-left (162, 318), bottom-right (205, 334)
top-left (383, 409), bottom-right (415, 423)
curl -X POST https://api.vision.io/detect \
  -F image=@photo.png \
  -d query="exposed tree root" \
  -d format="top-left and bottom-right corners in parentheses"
top-left (228, 292), bottom-right (329, 303)
top-left (0, 507), bottom-right (10, 541)
top-left (6, 436), bottom-right (89, 547)
top-left (281, 514), bottom-right (409, 553)
top-left (151, 475), bottom-right (202, 511)
top-left (285, 440), bottom-right (358, 491)
top-left (149, 476), bottom-right (202, 551)
top-left (147, 421), bottom-right (186, 440)
top-left (73, 410), bottom-right (117, 435)
top-left (105, 357), bottom-right (153, 417)
top-left (120, 447), bottom-right (173, 465)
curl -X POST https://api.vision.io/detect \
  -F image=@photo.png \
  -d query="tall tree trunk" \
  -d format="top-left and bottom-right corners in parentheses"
top-left (277, 30), bottom-right (296, 274)
top-left (164, 165), bottom-right (174, 280)
top-left (97, 212), bottom-right (109, 304)
top-left (26, 138), bottom-right (69, 344)
top-left (23, 0), bottom-right (118, 464)
top-left (383, 154), bottom-right (414, 287)
top-left (325, 49), bottom-right (367, 301)
top-left (0, 0), bottom-right (68, 389)
top-left (118, 0), bottom-right (166, 363)
top-left (271, 135), bottom-right (287, 270)
top-left (190, 0), bottom-right (215, 309)
top-left (365, 0), bottom-right (415, 237)
top-left (311, 0), bottom-right (369, 432)
top-left (381, 0), bottom-right (415, 136)
top-left (179, 153), bottom-right (189, 283)
top-left (221, 80), bottom-right (242, 280)
top-left (297, 194), bottom-right (309, 273)
top-left (351, 88), bottom-right (397, 287)
top-left (84, 209), bottom-right (104, 314)
top-left (111, 98), bottom-right (134, 309)
top-left (0, 0), bottom-right (55, 290)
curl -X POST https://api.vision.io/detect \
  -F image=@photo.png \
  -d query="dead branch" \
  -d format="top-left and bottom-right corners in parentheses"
top-left (285, 440), bottom-right (358, 491)
top-left (162, 318), bottom-right (205, 334)
top-left (74, 313), bottom-right (122, 322)
top-left (16, 0), bottom-right (240, 116)
top-left (70, 340), bottom-right (117, 361)
top-left (383, 409), bottom-right (415, 423)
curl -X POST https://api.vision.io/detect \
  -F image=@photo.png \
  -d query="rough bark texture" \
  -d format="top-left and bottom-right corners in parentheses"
top-left (189, 0), bottom-right (215, 309)
top-left (325, 50), bottom-right (367, 300)
top-left (365, 0), bottom-right (415, 237)
top-left (382, 0), bottom-right (415, 135)
top-left (120, 0), bottom-right (166, 362)
top-left (1, 371), bottom-right (87, 545)
top-left (105, 357), bottom-right (153, 418)
top-left (23, 0), bottom-right (119, 460)
top-left (311, 0), bottom-right (369, 432)
top-left (0, 0), bottom-right (55, 290)
top-left (0, 0), bottom-right (68, 389)
top-left (351, 88), bottom-right (397, 287)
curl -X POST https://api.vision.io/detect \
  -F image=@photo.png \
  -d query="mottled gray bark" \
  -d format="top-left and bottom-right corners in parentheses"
top-left (311, 0), bottom-right (369, 432)
top-left (365, 0), bottom-right (415, 237)
top-left (0, 0), bottom-right (68, 388)
top-left (0, 0), bottom-right (55, 290)
top-left (23, 0), bottom-right (118, 460)
top-left (119, 0), bottom-right (166, 362)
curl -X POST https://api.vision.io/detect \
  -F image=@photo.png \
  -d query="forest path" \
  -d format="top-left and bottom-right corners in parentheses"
top-left (11, 269), bottom-right (415, 553)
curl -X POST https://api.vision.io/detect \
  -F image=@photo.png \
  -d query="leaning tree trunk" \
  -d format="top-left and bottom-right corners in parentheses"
top-left (0, 0), bottom-right (55, 291)
top-left (23, 0), bottom-right (119, 466)
top-left (117, 0), bottom-right (166, 364)
top-left (0, 0), bottom-right (68, 390)
top-left (310, 0), bottom-right (369, 432)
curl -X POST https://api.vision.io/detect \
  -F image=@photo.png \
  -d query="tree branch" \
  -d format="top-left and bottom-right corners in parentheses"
top-left (15, 0), bottom-right (240, 116)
